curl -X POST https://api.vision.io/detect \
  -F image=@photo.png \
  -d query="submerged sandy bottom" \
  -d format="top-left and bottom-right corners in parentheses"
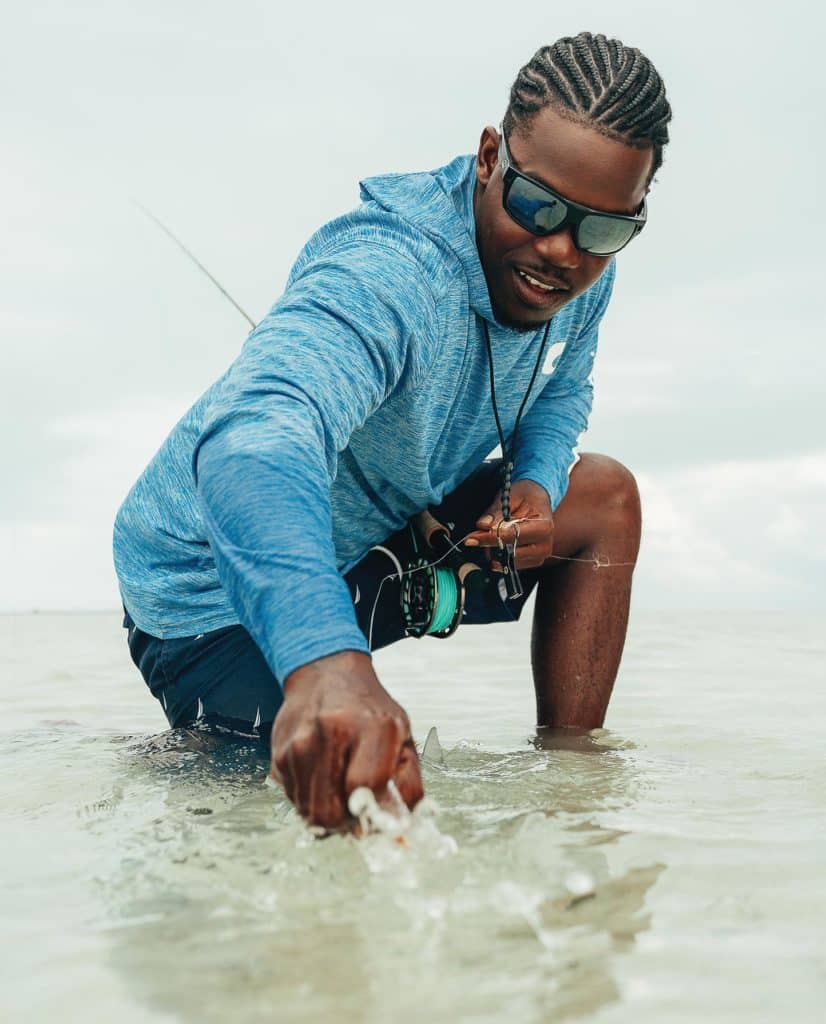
top-left (1, 609), bottom-right (824, 1022)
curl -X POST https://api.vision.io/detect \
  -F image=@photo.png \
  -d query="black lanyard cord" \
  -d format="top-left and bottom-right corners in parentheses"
top-left (481, 317), bottom-right (553, 522)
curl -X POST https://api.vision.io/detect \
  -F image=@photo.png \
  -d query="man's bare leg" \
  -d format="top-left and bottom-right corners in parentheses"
top-left (531, 453), bottom-right (642, 729)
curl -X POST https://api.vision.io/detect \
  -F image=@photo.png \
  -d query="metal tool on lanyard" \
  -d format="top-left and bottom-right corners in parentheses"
top-left (496, 518), bottom-right (523, 600)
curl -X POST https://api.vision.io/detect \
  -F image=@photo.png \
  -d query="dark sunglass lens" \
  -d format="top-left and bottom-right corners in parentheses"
top-left (577, 215), bottom-right (637, 255)
top-left (507, 177), bottom-right (567, 234)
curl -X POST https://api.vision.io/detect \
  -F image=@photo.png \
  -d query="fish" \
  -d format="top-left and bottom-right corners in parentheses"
top-left (421, 725), bottom-right (445, 765)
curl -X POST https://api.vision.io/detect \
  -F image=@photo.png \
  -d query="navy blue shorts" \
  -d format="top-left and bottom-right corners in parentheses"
top-left (124, 461), bottom-right (541, 743)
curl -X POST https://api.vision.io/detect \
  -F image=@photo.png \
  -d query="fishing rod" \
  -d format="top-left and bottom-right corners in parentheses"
top-left (134, 201), bottom-right (258, 331)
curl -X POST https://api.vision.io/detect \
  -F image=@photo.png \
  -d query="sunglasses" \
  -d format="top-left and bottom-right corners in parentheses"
top-left (497, 127), bottom-right (647, 256)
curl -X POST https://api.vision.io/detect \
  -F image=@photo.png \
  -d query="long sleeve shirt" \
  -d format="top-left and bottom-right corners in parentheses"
top-left (113, 154), bottom-right (615, 683)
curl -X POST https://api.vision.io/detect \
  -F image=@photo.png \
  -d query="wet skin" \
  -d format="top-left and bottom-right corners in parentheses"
top-left (271, 112), bottom-right (655, 830)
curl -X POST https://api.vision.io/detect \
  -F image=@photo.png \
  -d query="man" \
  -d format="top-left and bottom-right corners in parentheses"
top-left (114, 32), bottom-right (671, 830)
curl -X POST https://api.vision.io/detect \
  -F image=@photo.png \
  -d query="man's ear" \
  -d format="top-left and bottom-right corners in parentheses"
top-left (475, 126), bottom-right (500, 189)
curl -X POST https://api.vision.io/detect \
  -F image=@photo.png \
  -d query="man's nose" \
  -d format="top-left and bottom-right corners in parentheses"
top-left (532, 227), bottom-right (582, 270)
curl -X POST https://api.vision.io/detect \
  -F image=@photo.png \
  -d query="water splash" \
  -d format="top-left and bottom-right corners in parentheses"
top-left (347, 782), bottom-right (457, 875)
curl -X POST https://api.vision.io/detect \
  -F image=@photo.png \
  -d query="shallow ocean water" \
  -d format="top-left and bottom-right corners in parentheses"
top-left (1, 609), bottom-right (824, 1022)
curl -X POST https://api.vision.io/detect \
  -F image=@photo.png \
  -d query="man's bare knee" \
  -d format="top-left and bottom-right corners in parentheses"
top-left (585, 454), bottom-right (640, 521)
top-left (564, 453), bottom-right (642, 550)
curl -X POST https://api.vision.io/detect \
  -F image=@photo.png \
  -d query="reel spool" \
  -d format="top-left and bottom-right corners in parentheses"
top-left (400, 558), bottom-right (464, 638)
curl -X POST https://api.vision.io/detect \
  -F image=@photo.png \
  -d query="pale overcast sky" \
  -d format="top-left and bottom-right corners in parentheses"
top-left (2, 0), bottom-right (824, 611)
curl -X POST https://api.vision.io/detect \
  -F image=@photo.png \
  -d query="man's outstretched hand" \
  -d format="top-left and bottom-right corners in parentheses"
top-left (464, 478), bottom-right (555, 570)
top-left (270, 650), bottom-right (424, 830)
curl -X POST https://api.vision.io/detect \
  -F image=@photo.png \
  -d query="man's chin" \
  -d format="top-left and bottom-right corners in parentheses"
top-left (491, 280), bottom-right (570, 332)
top-left (491, 300), bottom-right (554, 333)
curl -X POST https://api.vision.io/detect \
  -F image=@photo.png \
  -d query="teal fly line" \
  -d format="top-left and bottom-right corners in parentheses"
top-left (429, 568), bottom-right (459, 634)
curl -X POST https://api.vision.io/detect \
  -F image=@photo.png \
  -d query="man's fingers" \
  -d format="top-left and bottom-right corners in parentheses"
top-left (276, 723), bottom-right (354, 828)
top-left (512, 542), bottom-right (554, 569)
top-left (475, 492), bottom-right (504, 529)
top-left (474, 483), bottom-right (544, 534)
top-left (465, 525), bottom-right (511, 547)
top-left (279, 726), bottom-right (423, 829)
top-left (465, 519), bottom-right (551, 549)
top-left (274, 716), bottom-right (413, 829)
top-left (307, 734), bottom-right (351, 829)
top-left (287, 741), bottom-right (316, 819)
top-left (345, 717), bottom-right (405, 796)
top-left (271, 744), bottom-right (296, 803)
top-left (394, 739), bottom-right (424, 810)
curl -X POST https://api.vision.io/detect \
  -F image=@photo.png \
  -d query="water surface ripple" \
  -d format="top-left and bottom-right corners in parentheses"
top-left (1, 610), bottom-right (823, 1022)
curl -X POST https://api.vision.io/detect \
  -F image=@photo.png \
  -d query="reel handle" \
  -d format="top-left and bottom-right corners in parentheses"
top-left (413, 510), bottom-right (454, 558)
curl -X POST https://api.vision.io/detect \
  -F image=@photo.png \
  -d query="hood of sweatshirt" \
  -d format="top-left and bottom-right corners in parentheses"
top-left (358, 154), bottom-right (499, 324)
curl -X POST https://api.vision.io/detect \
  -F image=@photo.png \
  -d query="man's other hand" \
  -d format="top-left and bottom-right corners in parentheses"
top-left (464, 478), bottom-right (554, 570)
top-left (270, 651), bottom-right (423, 830)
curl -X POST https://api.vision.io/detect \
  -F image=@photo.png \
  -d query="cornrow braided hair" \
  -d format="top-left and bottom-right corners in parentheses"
top-left (503, 32), bottom-right (672, 178)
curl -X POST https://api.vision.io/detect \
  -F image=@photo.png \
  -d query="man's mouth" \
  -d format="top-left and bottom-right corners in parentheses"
top-left (512, 266), bottom-right (570, 307)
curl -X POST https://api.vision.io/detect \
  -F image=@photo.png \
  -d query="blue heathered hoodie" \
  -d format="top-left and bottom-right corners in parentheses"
top-left (113, 154), bottom-right (614, 684)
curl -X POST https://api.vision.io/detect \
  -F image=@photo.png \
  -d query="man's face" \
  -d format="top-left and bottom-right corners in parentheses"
top-left (474, 105), bottom-right (654, 330)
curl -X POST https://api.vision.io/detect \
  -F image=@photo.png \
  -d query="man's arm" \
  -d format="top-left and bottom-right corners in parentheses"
top-left (193, 239), bottom-right (437, 826)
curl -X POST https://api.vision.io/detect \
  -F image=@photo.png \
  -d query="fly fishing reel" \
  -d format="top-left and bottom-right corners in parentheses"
top-left (401, 556), bottom-right (465, 638)
top-left (400, 511), bottom-right (482, 639)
